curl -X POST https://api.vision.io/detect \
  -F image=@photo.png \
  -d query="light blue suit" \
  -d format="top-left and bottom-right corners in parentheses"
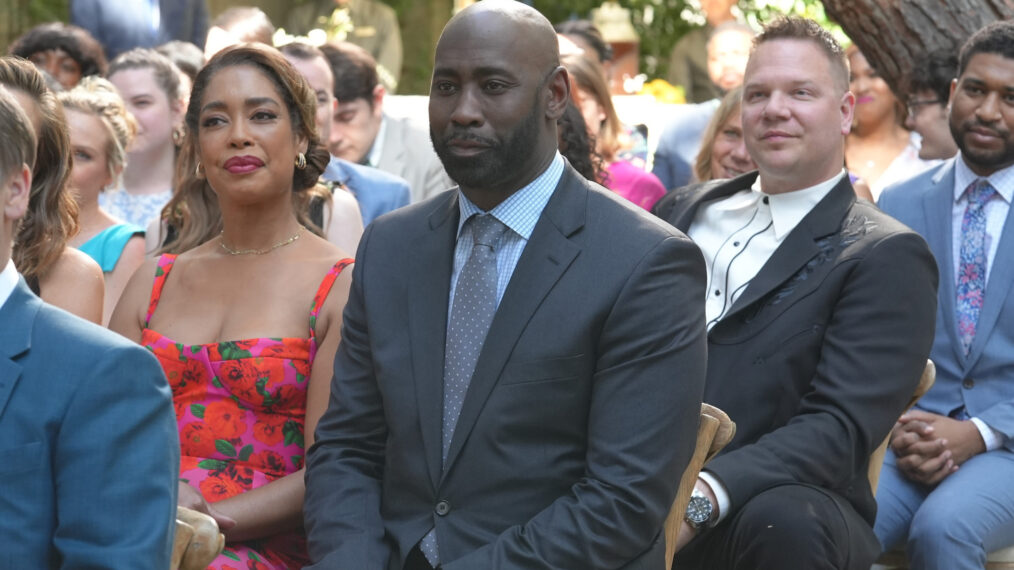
top-left (0, 279), bottom-right (180, 568)
top-left (650, 98), bottom-right (719, 191)
top-left (876, 158), bottom-right (1014, 569)
top-left (323, 155), bottom-right (411, 227)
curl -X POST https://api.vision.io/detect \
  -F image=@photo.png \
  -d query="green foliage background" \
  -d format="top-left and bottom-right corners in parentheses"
top-left (0, 0), bottom-right (841, 94)
top-left (391, 0), bottom-right (841, 93)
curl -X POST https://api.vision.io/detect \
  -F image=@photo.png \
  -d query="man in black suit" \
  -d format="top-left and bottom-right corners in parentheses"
top-left (303, 1), bottom-right (708, 569)
top-left (654, 17), bottom-right (939, 570)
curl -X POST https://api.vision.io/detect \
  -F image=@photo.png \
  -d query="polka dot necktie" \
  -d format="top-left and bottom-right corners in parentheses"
top-left (956, 179), bottom-right (995, 355)
top-left (421, 213), bottom-right (507, 567)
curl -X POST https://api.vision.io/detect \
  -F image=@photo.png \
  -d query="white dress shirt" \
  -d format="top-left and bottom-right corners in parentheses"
top-left (690, 170), bottom-right (846, 330)
top-left (0, 259), bottom-right (19, 311)
top-left (951, 156), bottom-right (1014, 451)
top-left (366, 116), bottom-right (388, 168)
top-left (690, 170), bottom-right (845, 523)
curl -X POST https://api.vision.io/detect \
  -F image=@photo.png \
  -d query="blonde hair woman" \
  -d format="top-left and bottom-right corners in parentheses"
top-left (59, 77), bottom-right (145, 326)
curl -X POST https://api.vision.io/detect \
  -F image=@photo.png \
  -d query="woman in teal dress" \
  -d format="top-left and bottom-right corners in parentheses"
top-left (59, 77), bottom-right (146, 326)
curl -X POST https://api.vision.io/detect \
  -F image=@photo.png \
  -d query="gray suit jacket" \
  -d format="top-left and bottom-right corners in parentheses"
top-left (880, 159), bottom-right (1014, 450)
top-left (0, 279), bottom-right (179, 568)
top-left (376, 114), bottom-right (454, 203)
top-left (305, 164), bottom-right (708, 569)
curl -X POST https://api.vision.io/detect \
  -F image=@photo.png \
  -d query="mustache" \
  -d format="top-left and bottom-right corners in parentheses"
top-left (441, 129), bottom-right (498, 147)
top-left (963, 118), bottom-right (1010, 137)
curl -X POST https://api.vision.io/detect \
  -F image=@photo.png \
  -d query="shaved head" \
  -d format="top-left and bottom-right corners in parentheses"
top-left (439, 0), bottom-right (561, 76)
top-left (429, 0), bottom-right (571, 209)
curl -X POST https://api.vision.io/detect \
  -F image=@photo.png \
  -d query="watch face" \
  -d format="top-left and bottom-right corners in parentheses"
top-left (687, 495), bottom-right (712, 524)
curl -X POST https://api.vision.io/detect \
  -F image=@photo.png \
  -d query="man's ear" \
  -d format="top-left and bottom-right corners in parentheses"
top-left (371, 84), bottom-right (386, 117)
top-left (839, 90), bottom-right (856, 136)
top-left (3, 164), bottom-right (31, 225)
top-left (545, 66), bottom-right (570, 121)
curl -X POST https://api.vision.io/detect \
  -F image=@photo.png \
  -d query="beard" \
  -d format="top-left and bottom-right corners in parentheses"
top-left (431, 101), bottom-right (541, 191)
top-left (951, 116), bottom-right (1014, 171)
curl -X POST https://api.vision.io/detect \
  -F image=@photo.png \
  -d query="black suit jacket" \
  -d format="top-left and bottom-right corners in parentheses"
top-left (304, 164), bottom-right (709, 569)
top-left (655, 172), bottom-right (938, 525)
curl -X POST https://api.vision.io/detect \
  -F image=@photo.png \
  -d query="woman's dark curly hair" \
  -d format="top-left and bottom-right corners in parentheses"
top-left (160, 43), bottom-right (331, 254)
top-left (9, 22), bottom-right (108, 80)
top-left (558, 99), bottom-right (605, 185)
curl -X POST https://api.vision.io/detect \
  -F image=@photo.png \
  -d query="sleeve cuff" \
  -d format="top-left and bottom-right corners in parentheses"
top-left (699, 470), bottom-right (731, 524)
top-left (970, 416), bottom-right (1006, 451)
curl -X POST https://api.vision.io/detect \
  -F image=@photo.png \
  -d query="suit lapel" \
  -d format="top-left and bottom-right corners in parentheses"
top-left (409, 193), bottom-right (458, 489)
top-left (0, 280), bottom-right (37, 420)
top-left (967, 192), bottom-right (1014, 366)
top-left (921, 164), bottom-right (964, 366)
top-left (722, 177), bottom-right (854, 323)
top-left (441, 168), bottom-right (584, 478)
top-left (669, 173), bottom-right (758, 233)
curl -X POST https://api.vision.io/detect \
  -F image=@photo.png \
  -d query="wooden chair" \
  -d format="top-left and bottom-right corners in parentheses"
top-left (171, 506), bottom-right (225, 570)
top-left (868, 360), bottom-right (937, 495)
top-left (663, 403), bottom-right (736, 567)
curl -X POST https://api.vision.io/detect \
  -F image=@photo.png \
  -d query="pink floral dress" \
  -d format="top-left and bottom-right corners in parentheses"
top-left (142, 254), bottom-right (353, 569)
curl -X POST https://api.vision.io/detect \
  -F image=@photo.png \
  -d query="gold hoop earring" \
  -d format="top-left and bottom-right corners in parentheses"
top-left (295, 152), bottom-right (307, 170)
top-left (195, 161), bottom-right (203, 177)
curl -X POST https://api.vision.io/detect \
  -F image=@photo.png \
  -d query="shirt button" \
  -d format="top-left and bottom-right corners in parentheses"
top-left (714, 290), bottom-right (721, 296)
top-left (733, 241), bottom-right (740, 247)
top-left (435, 500), bottom-right (451, 516)
top-left (962, 378), bottom-right (975, 389)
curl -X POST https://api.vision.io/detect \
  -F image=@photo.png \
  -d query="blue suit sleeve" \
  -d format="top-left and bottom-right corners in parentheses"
top-left (51, 343), bottom-right (180, 568)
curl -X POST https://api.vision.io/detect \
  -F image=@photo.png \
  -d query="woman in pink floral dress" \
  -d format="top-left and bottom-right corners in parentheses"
top-left (112, 44), bottom-right (353, 568)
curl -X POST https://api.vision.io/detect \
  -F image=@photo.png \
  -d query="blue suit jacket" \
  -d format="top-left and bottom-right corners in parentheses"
top-left (0, 279), bottom-right (179, 568)
top-left (71, 0), bottom-right (208, 58)
top-left (323, 156), bottom-right (411, 227)
top-left (880, 159), bottom-right (1014, 451)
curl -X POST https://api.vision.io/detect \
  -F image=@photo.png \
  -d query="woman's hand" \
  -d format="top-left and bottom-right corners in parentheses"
top-left (178, 481), bottom-right (236, 530)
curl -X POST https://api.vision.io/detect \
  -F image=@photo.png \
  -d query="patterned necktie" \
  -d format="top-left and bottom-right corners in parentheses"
top-left (956, 179), bottom-right (995, 354)
top-left (421, 213), bottom-right (507, 567)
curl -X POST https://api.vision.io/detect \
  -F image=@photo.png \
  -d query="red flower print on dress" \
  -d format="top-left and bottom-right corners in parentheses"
top-left (181, 422), bottom-right (218, 458)
top-left (204, 399), bottom-right (246, 440)
top-left (249, 450), bottom-right (287, 476)
top-left (180, 456), bottom-right (200, 472)
top-left (199, 472), bottom-right (245, 501)
top-left (221, 360), bottom-right (266, 405)
top-left (253, 415), bottom-right (286, 446)
top-left (267, 384), bottom-right (305, 410)
top-left (223, 464), bottom-right (255, 490)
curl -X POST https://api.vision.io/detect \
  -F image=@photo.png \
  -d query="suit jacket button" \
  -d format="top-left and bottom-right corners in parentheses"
top-left (963, 378), bottom-right (975, 389)
top-left (435, 500), bottom-right (451, 516)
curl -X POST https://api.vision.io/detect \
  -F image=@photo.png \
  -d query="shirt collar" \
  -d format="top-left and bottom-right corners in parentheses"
top-left (752, 170), bottom-right (846, 240)
top-left (367, 115), bottom-right (388, 168)
top-left (456, 152), bottom-right (565, 240)
top-left (953, 153), bottom-right (1014, 205)
top-left (0, 259), bottom-right (19, 312)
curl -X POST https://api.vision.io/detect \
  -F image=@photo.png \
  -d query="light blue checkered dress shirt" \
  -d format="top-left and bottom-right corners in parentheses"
top-left (448, 153), bottom-right (565, 311)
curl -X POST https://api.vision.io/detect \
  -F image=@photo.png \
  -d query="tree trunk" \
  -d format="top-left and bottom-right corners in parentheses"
top-left (820, 0), bottom-right (1014, 96)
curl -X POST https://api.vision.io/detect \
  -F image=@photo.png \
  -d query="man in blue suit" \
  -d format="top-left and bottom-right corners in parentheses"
top-left (282, 41), bottom-right (410, 227)
top-left (0, 86), bottom-right (179, 568)
top-left (876, 20), bottom-right (1014, 569)
top-left (71, 0), bottom-right (208, 58)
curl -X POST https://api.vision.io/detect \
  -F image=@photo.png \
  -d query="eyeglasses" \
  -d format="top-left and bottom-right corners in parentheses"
top-left (906, 98), bottom-right (942, 118)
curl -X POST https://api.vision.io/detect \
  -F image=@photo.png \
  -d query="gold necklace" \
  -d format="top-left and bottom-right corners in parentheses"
top-left (219, 226), bottom-right (304, 255)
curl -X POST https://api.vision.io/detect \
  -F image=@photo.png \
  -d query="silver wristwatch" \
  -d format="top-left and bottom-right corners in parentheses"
top-left (684, 488), bottom-right (715, 529)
